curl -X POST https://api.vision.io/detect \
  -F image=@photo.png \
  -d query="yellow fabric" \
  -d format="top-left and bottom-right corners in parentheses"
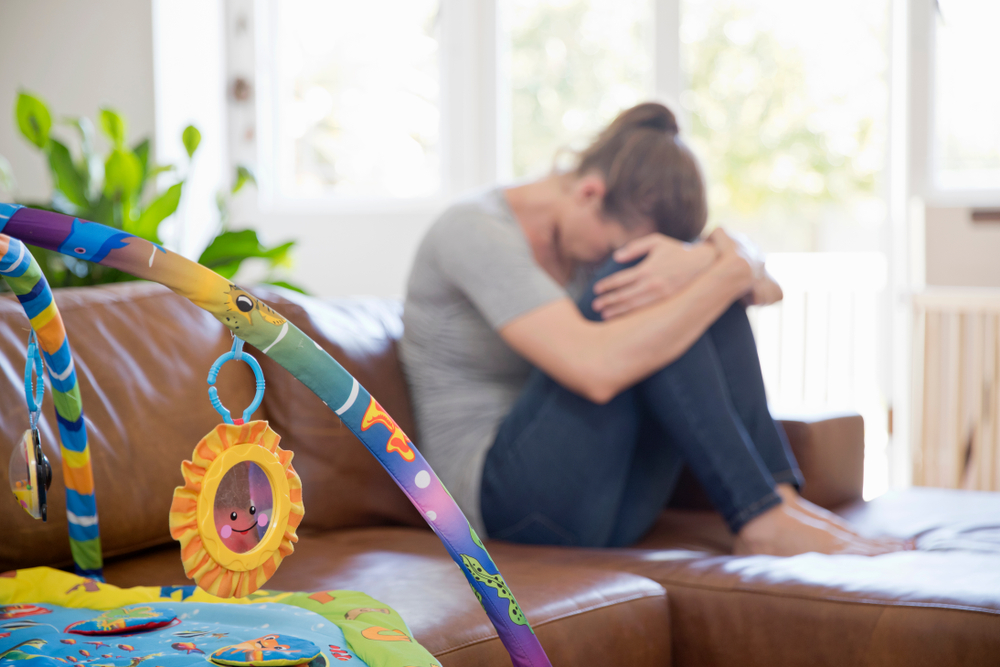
top-left (0, 567), bottom-right (292, 609)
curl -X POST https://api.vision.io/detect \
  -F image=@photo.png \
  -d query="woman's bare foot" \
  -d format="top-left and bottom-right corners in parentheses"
top-left (734, 501), bottom-right (906, 557)
top-left (775, 484), bottom-right (915, 551)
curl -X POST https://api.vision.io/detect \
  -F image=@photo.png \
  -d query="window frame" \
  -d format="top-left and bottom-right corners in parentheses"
top-left (910, 0), bottom-right (1000, 208)
top-left (231, 0), bottom-right (678, 214)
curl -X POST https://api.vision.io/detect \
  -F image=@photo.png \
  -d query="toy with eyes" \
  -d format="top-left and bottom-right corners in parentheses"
top-left (169, 337), bottom-right (303, 598)
top-left (224, 284), bottom-right (286, 331)
top-left (212, 460), bottom-right (272, 553)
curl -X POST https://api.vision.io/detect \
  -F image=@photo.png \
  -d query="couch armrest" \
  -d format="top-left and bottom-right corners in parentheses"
top-left (777, 412), bottom-right (865, 510)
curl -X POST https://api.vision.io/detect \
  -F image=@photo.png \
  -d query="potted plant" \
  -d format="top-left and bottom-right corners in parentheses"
top-left (3, 91), bottom-right (303, 292)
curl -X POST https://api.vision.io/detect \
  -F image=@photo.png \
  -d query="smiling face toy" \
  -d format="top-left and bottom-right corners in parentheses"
top-left (212, 462), bottom-right (271, 554)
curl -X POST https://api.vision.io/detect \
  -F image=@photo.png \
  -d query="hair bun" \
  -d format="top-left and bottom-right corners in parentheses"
top-left (627, 102), bottom-right (679, 135)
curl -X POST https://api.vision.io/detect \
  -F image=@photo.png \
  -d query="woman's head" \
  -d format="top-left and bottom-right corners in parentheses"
top-left (570, 102), bottom-right (707, 245)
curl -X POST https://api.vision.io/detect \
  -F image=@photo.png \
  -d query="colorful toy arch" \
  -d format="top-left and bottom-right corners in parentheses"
top-left (0, 203), bottom-right (552, 667)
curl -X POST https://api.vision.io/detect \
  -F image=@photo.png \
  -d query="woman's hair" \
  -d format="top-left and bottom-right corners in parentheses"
top-left (575, 102), bottom-right (707, 241)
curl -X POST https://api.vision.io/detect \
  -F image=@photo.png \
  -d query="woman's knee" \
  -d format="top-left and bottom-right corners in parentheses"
top-left (710, 300), bottom-right (754, 340)
top-left (575, 256), bottom-right (643, 321)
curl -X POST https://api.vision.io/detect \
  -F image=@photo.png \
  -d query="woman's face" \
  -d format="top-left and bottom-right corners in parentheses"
top-left (559, 175), bottom-right (653, 263)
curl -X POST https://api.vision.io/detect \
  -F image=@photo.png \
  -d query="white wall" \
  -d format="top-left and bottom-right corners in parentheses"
top-left (152, 0), bottom-right (227, 257)
top-left (925, 206), bottom-right (1000, 287)
top-left (227, 199), bottom-right (441, 298)
top-left (0, 0), bottom-right (155, 201)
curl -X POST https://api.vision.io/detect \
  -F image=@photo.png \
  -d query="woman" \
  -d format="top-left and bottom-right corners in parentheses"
top-left (401, 102), bottom-right (904, 556)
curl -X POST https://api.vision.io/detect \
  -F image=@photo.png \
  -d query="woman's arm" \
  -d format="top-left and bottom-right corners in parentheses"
top-left (591, 235), bottom-right (719, 319)
top-left (500, 244), bottom-right (755, 404)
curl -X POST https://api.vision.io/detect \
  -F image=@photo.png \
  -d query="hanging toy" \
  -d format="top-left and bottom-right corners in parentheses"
top-left (169, 337), bottom-right (303, 598)
top-left (8, 331), bottom-right (53, 521)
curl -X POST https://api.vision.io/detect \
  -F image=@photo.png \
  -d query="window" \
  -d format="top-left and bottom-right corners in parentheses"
top-left (503, 0), bottom-right (653, 178)
top-left (932, 0), bottom-right (1000, 192)
top-left (264, 0), bottom-right (441, 199)
top-left (680, 0), bottom-right (889, 253)
top-left (680, 0), bottom-right (892, 499)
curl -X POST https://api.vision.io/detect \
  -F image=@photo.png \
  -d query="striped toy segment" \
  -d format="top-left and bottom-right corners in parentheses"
top-left (68, 519), bottom-right (101, 542)
top-left (53, 390), bottom-right (84, 425)
top-left (66, 488), bottom-right (98, 518)
top-left (0, 235), bottom-right (102, 578)
top-left (62, 453), bottom-right (95, 496)
top-left (56, 415), bottom-right (88, 453)
top-left (47, 367), bottom-right (78, 395)
top-left (6, 243), bottom-right (41, 285)
top-left (29, 299), bottom-right (59, 331)
top-left (0, 238), bottom-right (30, 276)
top-left (69, 536), bottom-right (103, 573)
top-left (0, 203), bottom-right (23, 226)
top-left (36, 315), bottom-right (68, 357)
top-left (16, 281), bottom-right (53, 318)
top-left (42, 337), bottom-right (72, 371)
top-left (62, 446), bottom-right (91, 470)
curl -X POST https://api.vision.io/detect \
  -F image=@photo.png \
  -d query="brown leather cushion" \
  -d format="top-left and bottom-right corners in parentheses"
top-left (778, 411), bottom-right (865, 509)
top-left (102, 527), bottom-right (671, 667)
top-left (482, 487), bottom-right (1000, 667)
top-left (0, 283), bottom-right (259, 570)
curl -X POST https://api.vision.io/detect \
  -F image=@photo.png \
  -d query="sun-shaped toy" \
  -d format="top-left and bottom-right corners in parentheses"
top-left (169, 421), bottom-right (303, 598)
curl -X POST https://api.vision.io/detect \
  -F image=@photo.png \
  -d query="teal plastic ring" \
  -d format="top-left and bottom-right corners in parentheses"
top-left (24, 330), bottom-right (44, 417)
top-left (208, 337), bottom-right (265, 424)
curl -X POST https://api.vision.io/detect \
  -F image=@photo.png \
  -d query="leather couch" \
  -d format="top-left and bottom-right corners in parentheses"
top-left (2, 283), bottom-right (998, 666)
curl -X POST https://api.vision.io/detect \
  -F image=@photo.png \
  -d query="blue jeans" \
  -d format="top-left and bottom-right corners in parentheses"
top-left (481, 259), bottom-right (803, 547)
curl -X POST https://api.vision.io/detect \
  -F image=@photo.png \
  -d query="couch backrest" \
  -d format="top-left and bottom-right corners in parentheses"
top-left (0, 283), bottom-right (421, 571)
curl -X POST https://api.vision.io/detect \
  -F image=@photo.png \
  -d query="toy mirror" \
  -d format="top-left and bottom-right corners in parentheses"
top-left (213, 461), bottom-right (274, 553)
top-left (170, 422), bottom-right (303, 598)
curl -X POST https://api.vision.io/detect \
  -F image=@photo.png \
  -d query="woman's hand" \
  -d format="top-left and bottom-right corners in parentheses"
top-left (707, 229), bottom-right (780, 306)
top-left (592, 234), bottom-right (717, 319)
top-left (743, 271), bottom-right (783, 306)
top-left (707, 228), bottom-right (765, 280)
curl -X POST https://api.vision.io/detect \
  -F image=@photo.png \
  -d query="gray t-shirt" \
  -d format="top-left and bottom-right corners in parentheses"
top-left (400, 188), bottom-right (569, 535)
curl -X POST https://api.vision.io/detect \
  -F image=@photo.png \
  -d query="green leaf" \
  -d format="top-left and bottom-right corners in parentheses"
top-left (182, 125), bottom-right (201, 158)
top-left (61, 116), bottom-right (98, 194)
top-left (198, 229), bottom-right (296, 280)
top-left (147, 164), bottom-right (176, 179)
top-left (85, 194), bottom-right (115, 227)
top-left (46, 139), bottom-right (89, 208)
top-left (232, 164), bottom-right (257, 194)
top-left (263, 279), bottom-right (307, 294)
top-left (261, 240), bottom-right (294, 267)
top-left (16, 92), bottom-right (52, 149)
top-left (133, 138), bottom-right (150, 189)
top-left (99, 108), bottom-right (127, 148)
top-left (103, 148), bottom-right (142, 200)
top-left (198, 229), bottom-right (262, 278)
top-left (129, 181), bottom-right (182, 242)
